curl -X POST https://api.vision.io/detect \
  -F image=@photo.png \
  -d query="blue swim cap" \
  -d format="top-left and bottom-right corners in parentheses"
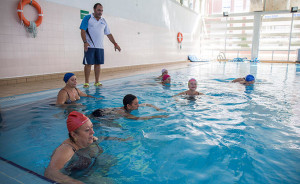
top-left (63, 73), bottom-right (75, 83)
top-left (245, 74), bottom-right (255, 82)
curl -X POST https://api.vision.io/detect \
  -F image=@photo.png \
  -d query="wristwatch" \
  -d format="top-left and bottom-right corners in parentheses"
top-left (83, 41), bottom-right (87, 43)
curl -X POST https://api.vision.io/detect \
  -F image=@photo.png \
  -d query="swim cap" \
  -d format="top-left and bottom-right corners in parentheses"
top-left (63, 73), bottom-right (75, 83)
top-left (92, 109), bottom-right (106, 117)
top-left (245, 74), bottom-right (255, 82)
top-left (188, 78), bottom-right (196, 83)
top-left (162, 74), bottom-right (170, 81)
top-left (67, 111), bottom-right (89, 132)
top-left (161, 69), bottom-right (167, 73)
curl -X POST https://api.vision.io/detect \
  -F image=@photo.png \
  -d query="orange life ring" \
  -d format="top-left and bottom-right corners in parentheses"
top-left (17, 0), bottom-right (43, 27)
top-left (177, 32), bottom-right (183, 43)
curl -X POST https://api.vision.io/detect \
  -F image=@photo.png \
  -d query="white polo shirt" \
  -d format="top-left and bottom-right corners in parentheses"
top-left (80, 13), bottom-right (111, 49)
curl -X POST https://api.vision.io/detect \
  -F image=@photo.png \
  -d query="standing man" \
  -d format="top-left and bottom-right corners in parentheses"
top-left (80, 3), bottom-right (121, 88)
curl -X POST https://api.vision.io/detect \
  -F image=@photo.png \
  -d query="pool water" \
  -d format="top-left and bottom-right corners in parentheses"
top-left (0, 62), bottom-right (299, 184)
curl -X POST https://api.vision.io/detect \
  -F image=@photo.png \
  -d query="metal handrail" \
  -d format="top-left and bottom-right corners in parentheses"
top-left (221, 49), bottom-right (297, 61)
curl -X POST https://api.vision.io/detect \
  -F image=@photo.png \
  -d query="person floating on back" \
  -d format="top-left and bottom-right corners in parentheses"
top-left (175, 78), bottom-right (204, 96)
top-left (56, 73), bottom-right (97, 105)
top-left (232, 74), bottom-right (255, 85)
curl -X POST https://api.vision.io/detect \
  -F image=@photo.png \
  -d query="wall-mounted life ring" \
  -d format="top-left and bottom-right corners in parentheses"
top-left (177, 32), bottom-right (183, 43)
top-left (17, 0), bottom-right (43, 27)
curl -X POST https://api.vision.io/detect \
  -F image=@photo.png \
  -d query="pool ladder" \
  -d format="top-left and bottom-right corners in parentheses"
top-left (217, 52), bottom-right (226, 61)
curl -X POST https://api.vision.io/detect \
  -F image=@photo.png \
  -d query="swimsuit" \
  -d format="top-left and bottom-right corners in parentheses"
top-left (92, 108), bottom-right (124, 120)
top-left (62, 88), bottom-right (80, 104)
top-left (60, 142), bottom-right (103, 176)
top-left (184, 91), bottom-right (200, 95)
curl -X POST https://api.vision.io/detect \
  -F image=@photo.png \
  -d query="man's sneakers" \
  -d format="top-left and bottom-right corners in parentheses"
top-left (83, 83), bottom-right (90, 88)
top-left (94, 82), bottom-right (102, 87)
top-left (83, 82), bottom-right (102, 88)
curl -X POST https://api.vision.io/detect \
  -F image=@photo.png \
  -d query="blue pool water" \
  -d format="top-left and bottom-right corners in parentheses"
top-left (0, 62), bottom-right (300, 184)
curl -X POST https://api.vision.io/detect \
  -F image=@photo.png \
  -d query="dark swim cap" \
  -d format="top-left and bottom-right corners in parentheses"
top-left (92, 109), bottom-right (105, 117)
top-left (245, 75), bottom-right (255, 82)
top-left (63, 73), bottom-right (75, 83)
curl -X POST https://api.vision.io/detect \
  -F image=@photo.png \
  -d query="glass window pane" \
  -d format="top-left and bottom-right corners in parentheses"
top-left (260, 13), bottom-right (294, 62)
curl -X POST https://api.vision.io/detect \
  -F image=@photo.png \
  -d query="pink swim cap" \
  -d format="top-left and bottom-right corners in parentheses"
top-left (162, 74), bottom-right (170, 81)
top-left (188, 78), bottom-right (196, 83)
top-left (67, 111), bottom-right (89, 132)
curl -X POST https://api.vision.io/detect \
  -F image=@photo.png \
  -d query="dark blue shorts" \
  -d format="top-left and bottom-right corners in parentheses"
top-left (83, 48), bottom-right (104, 65)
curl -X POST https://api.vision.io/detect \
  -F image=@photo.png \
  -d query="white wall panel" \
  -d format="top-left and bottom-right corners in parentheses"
top-left (0, 0), bottom-right (200, 79)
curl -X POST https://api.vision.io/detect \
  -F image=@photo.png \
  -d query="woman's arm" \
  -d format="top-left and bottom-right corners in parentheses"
top-left (198, 91), bottom-right (205, 95)
top-left (140, 103), bottom-right (164, 111)
top-left (44, 145), bottom-right (83, 184)
top-left (100, 136), bottom-right (133, 142)
top-left (232, 78), bottom-right (244, 83)
top-left (77, 89), bottom-right (101, 99)
top-left (56, 90), bottom-right (68, 105)
top-left (173, 91), bottom-right (186, 97)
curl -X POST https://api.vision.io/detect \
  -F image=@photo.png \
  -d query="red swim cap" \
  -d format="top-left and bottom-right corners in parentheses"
top-left (67, 111), bottom-right (89, 133)
top-left (162, 74), bottom-right (170, 81)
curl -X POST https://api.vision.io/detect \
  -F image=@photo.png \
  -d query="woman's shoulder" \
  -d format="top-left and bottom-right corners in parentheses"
top-left (196, 91), bottom-right (204, 95)
top-left (59, 140), bottom-right (77, 151)
top-left (51, 140), bottom-right (76, 158)
top-left (115, 107), bottom-right (126, 114)
top-left (49, 140), bottom-right (76, 169)
top-left (176, 91), bottom-right (188, 96)
top-left (58, 88), bottom-right (68, 95)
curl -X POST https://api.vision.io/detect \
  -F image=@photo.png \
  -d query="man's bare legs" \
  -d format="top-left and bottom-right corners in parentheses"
top-left (84, 64), bottom-right (92, 87)
top-left (94, 64), bottom-right (101, 84)
top-left (84, 64), bottom-right (101, 87)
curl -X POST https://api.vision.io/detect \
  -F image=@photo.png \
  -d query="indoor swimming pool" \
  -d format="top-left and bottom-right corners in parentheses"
top-left (0, 62), bottom-right (299, 184)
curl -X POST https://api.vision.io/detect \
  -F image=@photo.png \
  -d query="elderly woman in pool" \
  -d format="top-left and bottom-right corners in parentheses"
top-left (56, 73), bottom-right (96, 105)
top-left (92, 94), bottom-right (167, 120)
top-left (232, 74), bottom-right (255, 85)
top-left (175, 78), bottom-right (204, 96)
top-left (44, 111), bottom-right (129, 183)
top-left (44, 111), bottom-right (99, 184)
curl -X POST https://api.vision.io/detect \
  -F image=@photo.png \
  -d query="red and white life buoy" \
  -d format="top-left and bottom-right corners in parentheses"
top-left (177, 32), bottom-right (183, 43)
top-left (17, 0), bottom-right (43, 27)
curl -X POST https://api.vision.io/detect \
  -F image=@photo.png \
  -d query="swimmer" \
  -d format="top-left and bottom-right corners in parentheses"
top-left (45, 111), bottom-right (130, 184)
top-left (92, 94), bottom-right (168, 120)
top-left (157, 69), bottom-right (168, 80)
top-left (232, 74), bottom-right (255, 85)
top-left (160, 74), bottom-right (171, 85)
top-left (56, 73), bottom-right (98, 105)
top-left (175, 78), bottom-right (204, 96)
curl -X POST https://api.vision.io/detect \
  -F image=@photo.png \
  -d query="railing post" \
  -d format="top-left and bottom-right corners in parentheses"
top-left (225, 17), bottom-right (227, 54)
top-left (288, 13), bottom-right (294, 62)
top-left (251, 13), bottom-right (262, 60)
